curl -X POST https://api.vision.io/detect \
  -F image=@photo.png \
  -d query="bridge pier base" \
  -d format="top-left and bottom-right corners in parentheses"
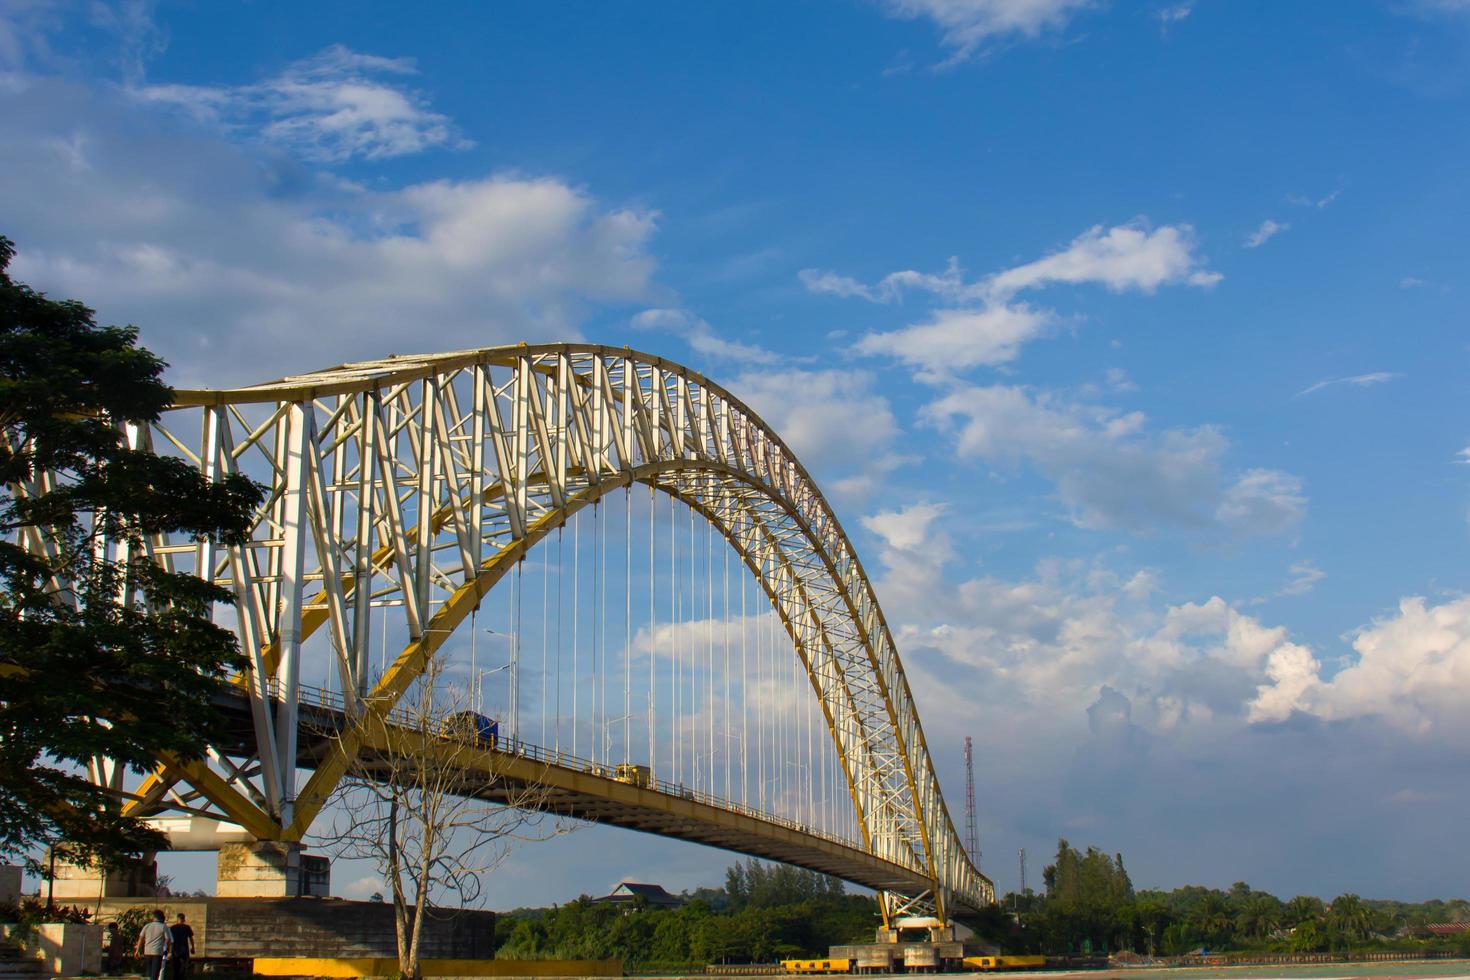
top-left (45, 851), bottom-right (158, 901)
top-left (216, 842), bottom-right (330, 898)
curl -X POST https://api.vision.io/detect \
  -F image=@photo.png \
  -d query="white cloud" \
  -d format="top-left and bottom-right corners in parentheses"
top-left (800, 257), bottom-right (971, 304)
top-left (340, 874), bottom-right (384, 900)
top-left (808, 222), bottom-right (1219, 308)
top-left (1250, 595), bottom-right (1470, 738)
top-left (1288, 187), bottom-right (1342, 210)
top-left (1277, 560), bottom-right (1326, 598)
top-left (728, 368), bottom-right (906, 501)
top-left (988, 222), bottom-right (1222, 298)
top-left (862, 501), bottom-right (949, 554)
top-left (854, 304), bottom-right (1055, 374)
top-left (134, 44), bottom-right (466, 162)
top-left (1157, 3), bottom-right (1194, 25)
top-left (1215, 469), bottom-right (1308, 537)
top-left (809, 221), bottom-right (1219, 377)
top-left (1244, 218), bottom-right (1288, 248)
top-left (1, 78), bottom-right (658, 386)
top-left (924, 383), bottom-right (1305, 536)
top-left (878, 0), bottom-right (1096, 64)
top-left (1405, 0), bottom-right (1470, 15)
top-left (1295, 372), bottom-right (1404, 397)
top-left (630, 308), bottom-right (782, 365)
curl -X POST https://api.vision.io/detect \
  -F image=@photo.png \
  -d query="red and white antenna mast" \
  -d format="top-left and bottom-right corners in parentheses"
top-left (964, 735), bottom-right (980, 871)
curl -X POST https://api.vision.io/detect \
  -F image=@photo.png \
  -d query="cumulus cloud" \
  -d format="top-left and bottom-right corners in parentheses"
top-left (1244, 218), bottom-right (1288, 248)
top-left (862, 501), bottom-right (949, 554)
top-left (923, 383), bottom-right (1305, 537)
top-left (1295, 372), bottom-right (1404, 397)
top-left (134, 44), bottom-right (466, 162)
top-left (1, 77), bottom-right (657, 385)
top-left (1251, 595), bottom-right (1470, 738)
top-left (878, 0), bottom-right (1096, 64)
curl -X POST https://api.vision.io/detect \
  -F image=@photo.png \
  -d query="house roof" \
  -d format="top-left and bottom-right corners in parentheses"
top-left (1425, 922), bottom-right (1470, 936)
top-left (593, 881), bottom-right (681, 905)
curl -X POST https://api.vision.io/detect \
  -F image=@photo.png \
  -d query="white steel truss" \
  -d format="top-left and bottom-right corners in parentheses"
top-left (31, 344), bottom-right (993, 918)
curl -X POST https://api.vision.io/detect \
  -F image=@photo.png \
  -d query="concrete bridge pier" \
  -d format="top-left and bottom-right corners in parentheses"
top-left (216, 842), bottom-right (330, 898)
top-left (46, 851), bottom-right (159, 901)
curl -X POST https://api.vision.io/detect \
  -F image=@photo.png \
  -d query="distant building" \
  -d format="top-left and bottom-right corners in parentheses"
top-left (592, 881), bottom-right (682, 910)
top-left (1425, 922), bottom-right (1470, 937)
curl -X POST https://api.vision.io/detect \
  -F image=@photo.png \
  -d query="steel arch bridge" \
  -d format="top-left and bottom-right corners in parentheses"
top-left (75, 343), bottom-right (991, 920)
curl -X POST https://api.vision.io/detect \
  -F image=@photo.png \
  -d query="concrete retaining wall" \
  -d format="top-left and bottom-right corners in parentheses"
top-left (93, 898), bottom-right (495, 960)
top-left (0, 923), bottom-right (103, 976)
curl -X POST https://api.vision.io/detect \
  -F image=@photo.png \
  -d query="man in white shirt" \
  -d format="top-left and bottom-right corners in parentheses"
top-left (135, 909), bottom-right (172, 980)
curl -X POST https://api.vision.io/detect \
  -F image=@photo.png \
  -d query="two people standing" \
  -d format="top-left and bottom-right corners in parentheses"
top-left (133, 910), bottom-right (195, 980)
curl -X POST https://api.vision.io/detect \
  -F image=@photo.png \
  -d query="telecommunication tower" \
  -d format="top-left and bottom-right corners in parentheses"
top-left (963, 736), bottom-right (980, 870)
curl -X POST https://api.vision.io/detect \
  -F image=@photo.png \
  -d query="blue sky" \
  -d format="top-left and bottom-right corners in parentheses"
top-left (4, 0), bottom-right (1470, 906)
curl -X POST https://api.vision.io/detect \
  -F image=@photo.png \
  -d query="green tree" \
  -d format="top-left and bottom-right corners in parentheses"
top-left (1284, 895), bottom-right (1325, 926)
top-left (0, 236), bottom-right (262, 869)
top-left (1290, 920), bottom-right (1326, 953)
top-left (1235, 893), bottom-right (1283, 941)
top-left (1328, 894), bottom-right (1372, 941)
top-left (1188, 893), bottom-right (1235, 947)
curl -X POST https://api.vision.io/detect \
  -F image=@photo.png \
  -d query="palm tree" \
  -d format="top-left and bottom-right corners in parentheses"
top-left (1236, 894), bottom-right (1284, 940)
top-left (1328, 894), bottom-right (1372, 941)
top-left (1285, 895), bottom-right (1325, 927)
top-left (1190, 893), bottom-right (1235, 944)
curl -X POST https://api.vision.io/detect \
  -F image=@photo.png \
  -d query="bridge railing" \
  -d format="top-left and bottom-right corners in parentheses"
top-left (284, 682), bottom-right (881, 865)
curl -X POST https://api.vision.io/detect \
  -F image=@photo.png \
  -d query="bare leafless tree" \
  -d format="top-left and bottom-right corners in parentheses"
top-left (312, 656), bottom-right (570, 980)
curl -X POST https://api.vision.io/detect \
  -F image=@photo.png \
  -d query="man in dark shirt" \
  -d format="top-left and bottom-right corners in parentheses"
top-left (168, 913), bottom-right (196, 980)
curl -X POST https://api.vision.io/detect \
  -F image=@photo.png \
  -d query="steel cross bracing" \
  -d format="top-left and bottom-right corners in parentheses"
top-left (28, 343), bottom-right (992, 918)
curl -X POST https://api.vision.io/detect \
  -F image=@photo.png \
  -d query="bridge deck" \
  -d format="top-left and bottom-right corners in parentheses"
top-left (207, 690), bottom-right (966, 908)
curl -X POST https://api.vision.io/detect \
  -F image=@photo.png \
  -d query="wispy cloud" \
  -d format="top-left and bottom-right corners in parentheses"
top-left (1288, 187), bottom-right (1342, 210)
top-left (1400, 275), bottom-right (1431, 289)
top-left (1244, 218), bottom-right (1288, 248)
top-left (1278, 560), bottom-right (1325, 597)
top-left (803, 221), bottom-right (1220, 376)
top-left (132, 44), bottom-right (467, 163)
top-left (1296, 372), bottom-right (1404, 397)
top-left (924, 383), bottom-right (1306, 537)
top-left (1157, 3), bottom-right (1194, 27)
top-left (1403, 0), bottom-right (1470, 16)
top-left (630, 308), bottom-right (783, 365)
top-left (878, 0), bottom-right (1095, 66)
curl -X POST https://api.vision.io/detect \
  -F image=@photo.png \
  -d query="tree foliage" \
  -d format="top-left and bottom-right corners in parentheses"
top-left (0, 236), bottom-right (263, 868)
top-left (496, 862), bottom-right (872, 969)
top-left (991, 839), bottom-right (1470, 959)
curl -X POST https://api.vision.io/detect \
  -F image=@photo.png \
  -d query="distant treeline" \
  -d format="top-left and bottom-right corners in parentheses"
top-left (494, 859), bottom-right (876, 969)
top-left (492, 845), bottom-right (1470, 968)
top-left (978, 839), bottom-right (1470, 957)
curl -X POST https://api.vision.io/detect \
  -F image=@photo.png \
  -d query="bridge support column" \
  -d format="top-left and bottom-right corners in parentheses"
top-left (45, 851), bottom-right (158, 901)
top-left (216, 842), bottom-right (330, 898)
